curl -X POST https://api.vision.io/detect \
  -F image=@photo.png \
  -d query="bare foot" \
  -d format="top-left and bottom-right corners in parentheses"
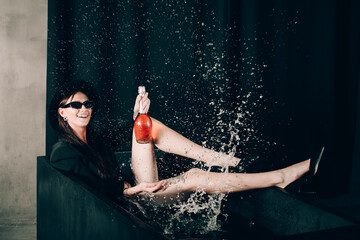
top-left (276, 159), bottom-right (310, 188)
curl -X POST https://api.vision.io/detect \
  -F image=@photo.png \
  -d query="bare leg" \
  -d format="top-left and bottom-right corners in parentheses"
top-left (131, 130), bottom-right (158, 184)
top-left (151, 118), bottom-right (240, 167)
top-left (131, 117), bottom-right (308, 193)
top-left (150, 159), bottom-right (310, 199)
top-left (131, 118), bottom-right (241, 185)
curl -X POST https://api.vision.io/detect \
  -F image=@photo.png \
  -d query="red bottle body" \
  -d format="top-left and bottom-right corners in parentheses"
top-left (134, 113), bottom-right (152, 144)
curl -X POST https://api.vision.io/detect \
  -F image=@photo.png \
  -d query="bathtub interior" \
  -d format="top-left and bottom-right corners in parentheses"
top-left (37, 151), bottom-right (360, 239)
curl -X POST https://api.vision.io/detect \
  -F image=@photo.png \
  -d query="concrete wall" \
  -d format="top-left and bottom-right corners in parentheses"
top-left (0, 0), bottom-right (47, 221)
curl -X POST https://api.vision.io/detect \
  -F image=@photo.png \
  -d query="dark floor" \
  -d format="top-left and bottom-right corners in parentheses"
top-left (316, 193), bottom-right (360, 224)
top-left (0, 193), bottom-right (358, 240)
top-left (0, 218), bottom-right (36, 240)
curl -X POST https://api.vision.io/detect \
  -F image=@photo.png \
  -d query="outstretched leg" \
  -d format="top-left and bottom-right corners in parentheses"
top-left (131, 117), bottom-right (311, 198)
top-left (150, 159), bottom-right (310, 200)
top-left (151, 118), bottom-right (240, 167)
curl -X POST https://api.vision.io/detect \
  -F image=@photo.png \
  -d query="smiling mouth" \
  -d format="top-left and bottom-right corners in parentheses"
top-left (77, 115), bottom-right (88, 118)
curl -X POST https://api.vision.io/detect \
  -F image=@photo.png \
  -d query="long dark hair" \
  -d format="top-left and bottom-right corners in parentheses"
top-left (50, 81), bottom-right (119, 179)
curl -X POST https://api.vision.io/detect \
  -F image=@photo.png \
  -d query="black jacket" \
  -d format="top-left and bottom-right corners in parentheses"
top-left (50, 140), bottom-right (124, 198)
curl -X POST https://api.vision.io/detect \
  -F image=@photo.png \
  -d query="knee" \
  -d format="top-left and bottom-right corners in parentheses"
top-left (185, 168), bottom-right (204, 176)
top-left (185, 168), bottom-right (205, 182)
top-left (182, 168), bottom-right (205, 191)
top-left (151, 118), bottom-right (165, 143)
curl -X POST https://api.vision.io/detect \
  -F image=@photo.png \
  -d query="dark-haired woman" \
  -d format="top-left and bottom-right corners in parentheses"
top-left (50, 87), bottom-right (323, 200)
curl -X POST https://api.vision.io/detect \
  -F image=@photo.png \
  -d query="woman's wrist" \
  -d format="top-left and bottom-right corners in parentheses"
top-left (133, 111), bottom-right (139, 120)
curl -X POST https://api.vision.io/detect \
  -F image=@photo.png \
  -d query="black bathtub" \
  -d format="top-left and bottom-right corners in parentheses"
top-left (37, 151), bottom-right (359, 239)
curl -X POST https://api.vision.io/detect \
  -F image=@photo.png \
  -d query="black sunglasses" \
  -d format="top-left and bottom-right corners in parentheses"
top-left (60, 101), bottom-right (94, 109)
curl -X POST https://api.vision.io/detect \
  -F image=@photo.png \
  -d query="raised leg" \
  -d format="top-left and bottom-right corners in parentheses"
top-left (131, 117), bottom-right (309, 192)
top-left (131, 130), bottom-right (158, 184)
top-left (151, 118), bottom-right (240, 167)
top-left (132, 118), bottom-right (240, 184)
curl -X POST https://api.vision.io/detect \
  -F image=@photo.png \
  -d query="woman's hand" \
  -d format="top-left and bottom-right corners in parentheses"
top-left (123, 180), bottom-right (170, 196)
top-left (133, 92), bottom-right (151, 120)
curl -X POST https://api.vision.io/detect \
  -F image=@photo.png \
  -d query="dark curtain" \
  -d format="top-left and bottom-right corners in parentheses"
top-left (46, 0), bottom-right (360, 198)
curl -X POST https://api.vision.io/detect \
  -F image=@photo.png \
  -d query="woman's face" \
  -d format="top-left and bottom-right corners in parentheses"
top-left (58, 92), bottom-right (93, 130)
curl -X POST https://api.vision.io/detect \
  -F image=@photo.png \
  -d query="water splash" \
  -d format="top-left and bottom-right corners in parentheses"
top-left (124, 187), bottom-right (228, 237)
top-left (162, 190), bottom-right (227, 235)
top-left (49, 0), bottom-right (301, 236)
top-left (120, 2), bottom-right (299, 236)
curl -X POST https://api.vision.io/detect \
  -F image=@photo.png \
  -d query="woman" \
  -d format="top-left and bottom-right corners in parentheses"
top-left (49, 81), bottom-right (323, 200)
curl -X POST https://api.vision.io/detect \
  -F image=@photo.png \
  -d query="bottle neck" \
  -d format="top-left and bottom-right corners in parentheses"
top-left (138, 86), bottom-right (146, 114)
top-left (139, 100), bottom-right (144, 114)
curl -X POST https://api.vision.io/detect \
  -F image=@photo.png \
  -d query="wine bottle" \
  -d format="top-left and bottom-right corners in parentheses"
top-left (134, 86), bottom-right (153, 144)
